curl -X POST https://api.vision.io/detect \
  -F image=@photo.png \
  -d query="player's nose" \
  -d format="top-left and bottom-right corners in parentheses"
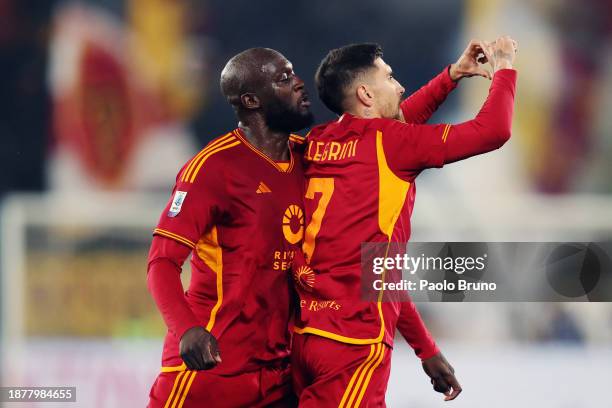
top-left (294, 74), bottom-right (305, 91)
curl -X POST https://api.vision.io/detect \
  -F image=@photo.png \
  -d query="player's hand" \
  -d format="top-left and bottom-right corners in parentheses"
top-left (422, 352), bottom-right (462, 401)
top-left (481, 35), bottom-right (518, 73)
top-left (179, 326), bottom-right (222, 370)
top-left (449, 39), bottom-right (493, 81)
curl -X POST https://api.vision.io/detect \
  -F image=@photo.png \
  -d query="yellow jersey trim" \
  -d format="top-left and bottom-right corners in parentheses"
top-left (233, 129), bottom-right (295, 173)
top-left (354, 343), bottom-right (386, 407)
top-left (195, 226), bottom-right (223, 332)
top-left (175, 371), bottom-right (197, 408)
top-left (153, 229), bottom-right (196, 249)
top-left (339, 344), bottom-right (377, 408)
top-left (161, 362), bottom-right (187, 373)
top-left (293, 302), bottom-right (385, 344)
top-left (289, 134), bottom-right (306, 144)
top-left (442, 124), bottom-right (451, 143)
top-left (163, 370), bottom-right (185, 407)
top-left (376, 130), bottom-right (410, 239)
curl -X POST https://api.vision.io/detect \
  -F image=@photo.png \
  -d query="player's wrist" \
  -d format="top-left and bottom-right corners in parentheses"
top-left (448, 63), bottom-right (462, 82)
top-left (418, 344), bottom-right (441, 361)
top-left (178, 324), bottom-right (205, 341)
top-left (493, 57), bottom-right (513, 72)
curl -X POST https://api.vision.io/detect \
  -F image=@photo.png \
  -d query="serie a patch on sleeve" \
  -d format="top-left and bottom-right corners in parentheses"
top-left (167, 191), bottom-right (187, 217)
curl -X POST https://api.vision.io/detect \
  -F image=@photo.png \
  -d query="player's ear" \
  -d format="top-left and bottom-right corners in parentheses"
top-left (356, 84), bottom-right (374, 108)
top-left (241, 93), bottom-right (260, 110)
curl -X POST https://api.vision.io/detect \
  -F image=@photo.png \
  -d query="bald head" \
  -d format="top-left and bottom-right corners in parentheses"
top-left (220, 47), bottom-right (287, 107)
top-left (219, 47), bottom-right (314, 132)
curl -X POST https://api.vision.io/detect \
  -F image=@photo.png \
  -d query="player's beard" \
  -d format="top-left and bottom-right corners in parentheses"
top-left (264, 99), bottom-right (314, 132)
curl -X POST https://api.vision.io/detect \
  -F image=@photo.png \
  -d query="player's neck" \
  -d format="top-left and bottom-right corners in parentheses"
top-left (346, 106), bottom-right (382, 119)
top-left (238, 123), bottom-right (290, 162)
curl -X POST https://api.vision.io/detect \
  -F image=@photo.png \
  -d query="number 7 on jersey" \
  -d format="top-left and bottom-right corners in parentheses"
top-left (302, 177), bottom-right (334, 263)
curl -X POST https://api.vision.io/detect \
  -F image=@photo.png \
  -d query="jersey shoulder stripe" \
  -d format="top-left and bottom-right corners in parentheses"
top-left (180, 133), bottom-right (233, 182)
top-left (180, 133), bottom-right (241, 183)
top-left (289, 134), bottom-right (306, 144)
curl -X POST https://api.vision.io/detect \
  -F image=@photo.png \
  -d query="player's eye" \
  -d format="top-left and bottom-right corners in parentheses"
top-left (279, 72), bottom-right (291, 82)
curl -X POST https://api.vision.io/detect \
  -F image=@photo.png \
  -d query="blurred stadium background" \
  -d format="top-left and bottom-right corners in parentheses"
top-left (1, 0), bottom-right (611, 406)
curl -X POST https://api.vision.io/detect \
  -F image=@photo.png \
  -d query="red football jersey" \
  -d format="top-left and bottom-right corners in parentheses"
top-left (293, 69), bottom-right (517, 351)
top-left (152, 129), bottom-right (306, 375)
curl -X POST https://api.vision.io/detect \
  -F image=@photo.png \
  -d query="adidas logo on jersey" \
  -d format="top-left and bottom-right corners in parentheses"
top-left (256, 182), bottom-right (272, 194)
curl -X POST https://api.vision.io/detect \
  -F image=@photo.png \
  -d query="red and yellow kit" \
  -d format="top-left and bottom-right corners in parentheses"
top-left (291, 68), bottom-right (517, 405)
top-left (147, 129), bottom-right (306, 407)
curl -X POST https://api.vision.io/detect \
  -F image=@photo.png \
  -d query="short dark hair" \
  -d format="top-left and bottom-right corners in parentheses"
top-left (315, 43), bottom-right (383, 115)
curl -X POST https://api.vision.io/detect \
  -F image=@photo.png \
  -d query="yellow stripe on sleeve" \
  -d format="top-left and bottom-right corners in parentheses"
top-left (153, 228), bottom-right (196, 249)
top-left (442, 124), bottom-right (451, 143)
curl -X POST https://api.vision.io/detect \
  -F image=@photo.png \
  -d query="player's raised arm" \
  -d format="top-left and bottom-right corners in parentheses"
top-left (399, 67), bottom-right (458, 124)
top-left (400, 39), bottom-right (492, 124)
top-left (441, 36), bottom-right (517, 164)
top-left (381, 36), bottom-right (518, 177)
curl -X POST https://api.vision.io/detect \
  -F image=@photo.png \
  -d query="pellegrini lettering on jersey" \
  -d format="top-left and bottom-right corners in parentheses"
top-left (305, 139), bottom-right (359, 162)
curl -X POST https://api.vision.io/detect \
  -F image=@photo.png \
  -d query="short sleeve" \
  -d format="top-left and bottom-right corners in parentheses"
top-left (153, 159), bottom-right (225, 249)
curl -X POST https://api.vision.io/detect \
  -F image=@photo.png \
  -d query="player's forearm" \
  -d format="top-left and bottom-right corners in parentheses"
top-left (147, 260), bottom-right (201, 338)
top-left (443, 68), bottom-right (517, 164)
top-left (397, 301), bottom-right (440, 360)
top-left (400, 66), bottom-right (458, 124)
top-left (147, 237), bottom-right (201, 338)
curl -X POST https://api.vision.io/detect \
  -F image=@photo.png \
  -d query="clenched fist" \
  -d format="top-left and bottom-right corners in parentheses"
top-left (179, 326), bottom-right (222, 370)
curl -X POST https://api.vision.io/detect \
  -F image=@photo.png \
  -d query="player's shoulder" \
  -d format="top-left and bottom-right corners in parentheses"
top-left (359, 117), bottom-right (414, 142)
top-left (304, 115), bottom-right (359, 141)
top-left (328, 113), bottom-right (394, 137)
top-left (177, 130), bottom-right (242, 185)
top-left (366, 117), bottom-right (406, 131)
top-left (303, 121), bottom-right (333, 141)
